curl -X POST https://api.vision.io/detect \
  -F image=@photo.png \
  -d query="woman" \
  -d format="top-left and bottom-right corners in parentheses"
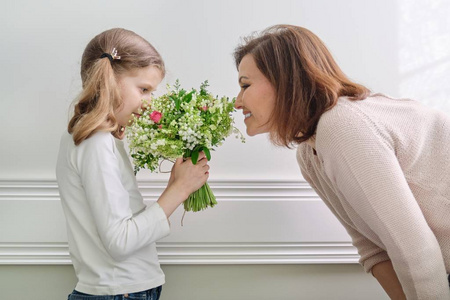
top-left (233, 24), bottom-right (450, 299)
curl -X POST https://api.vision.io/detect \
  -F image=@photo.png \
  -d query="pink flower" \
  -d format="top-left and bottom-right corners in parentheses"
top-left (158, 125), bottom-right (163, 129)
top-left (150, 111), bottom-right (162, 123)
top-left (201, 106), bottom-right (208, 111)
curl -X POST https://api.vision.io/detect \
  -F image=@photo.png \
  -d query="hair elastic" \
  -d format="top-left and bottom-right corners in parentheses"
top-left (100, 48), bottom-right (121, 64)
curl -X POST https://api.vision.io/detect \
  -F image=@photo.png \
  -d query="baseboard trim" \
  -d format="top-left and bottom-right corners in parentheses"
top-left (0, 180), bottom-right (357, 265)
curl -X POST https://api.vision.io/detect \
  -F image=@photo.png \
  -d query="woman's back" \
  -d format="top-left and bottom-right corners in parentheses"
top-left (297, 94), bottom-right (450, 298)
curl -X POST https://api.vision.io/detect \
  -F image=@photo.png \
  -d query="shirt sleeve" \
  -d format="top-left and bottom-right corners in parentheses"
top-left (317, 107), bottom-right (450, 300)
top-left (76, 132), bottom-right (170, 261)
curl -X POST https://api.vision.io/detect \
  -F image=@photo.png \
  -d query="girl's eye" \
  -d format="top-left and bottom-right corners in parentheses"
top-left (141, 88), bottom-right (149, 93)
top-left (241, 84), bottom-right (249, 90)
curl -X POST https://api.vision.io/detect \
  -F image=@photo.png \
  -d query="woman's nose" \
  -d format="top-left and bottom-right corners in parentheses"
top-left (234, 93), bottom-right (243, 109)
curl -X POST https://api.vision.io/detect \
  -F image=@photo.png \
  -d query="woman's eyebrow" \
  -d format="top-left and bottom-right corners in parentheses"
top-left (239, 76), bottom-right (249, 83)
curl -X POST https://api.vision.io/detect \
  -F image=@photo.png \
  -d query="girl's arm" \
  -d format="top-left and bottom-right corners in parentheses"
top-left (76, 133), bottom-right (207, 261)
top-left (372, 260), bottom-right (406, 300)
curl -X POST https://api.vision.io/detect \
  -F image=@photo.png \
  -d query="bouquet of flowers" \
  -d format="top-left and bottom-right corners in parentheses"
top-left (127, 80), bottom-right (244, 212)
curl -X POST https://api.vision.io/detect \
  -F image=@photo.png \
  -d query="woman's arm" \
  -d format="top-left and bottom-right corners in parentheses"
top-left (372, 260), bottom-right (406, 300)
top-left (317, 106), bottom-right (450, 298)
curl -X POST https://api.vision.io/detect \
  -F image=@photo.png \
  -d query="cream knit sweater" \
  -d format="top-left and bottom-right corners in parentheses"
top-left (297, 94), bottom-right (450, 299)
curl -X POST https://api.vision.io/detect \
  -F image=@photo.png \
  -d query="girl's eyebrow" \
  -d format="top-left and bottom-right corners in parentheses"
top-left (141, 81), bottom-right (157, 91)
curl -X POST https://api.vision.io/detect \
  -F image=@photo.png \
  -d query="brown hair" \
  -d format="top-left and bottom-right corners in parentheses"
top-left (68, 28), bottom-right (165, 145)
top-left (234, 24), bottom-right (370, 148)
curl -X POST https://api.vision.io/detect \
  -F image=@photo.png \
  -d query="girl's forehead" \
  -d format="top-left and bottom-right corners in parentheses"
top-left (120, 66), bottom-right (163, 82)
top-left (124, 65), bottom-right (160, 76)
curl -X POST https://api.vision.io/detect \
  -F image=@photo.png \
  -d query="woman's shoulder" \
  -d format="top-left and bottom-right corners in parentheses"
top-left (317, 94), bottom-right (402, 134)
top-left (315, 96), bottom-right (390, 153)
top-left (317, 97), bottom-right (366, 132)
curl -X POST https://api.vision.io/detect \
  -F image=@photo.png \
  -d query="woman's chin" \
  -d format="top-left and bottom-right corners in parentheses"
top-left (245, 128), bottom-right (256, 136)
top-left (246, 128), bottom-right (264, 137)
top-left (245, 122), bottom-right (271, 136)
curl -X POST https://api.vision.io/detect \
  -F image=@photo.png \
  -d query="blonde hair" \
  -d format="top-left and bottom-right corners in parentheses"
top-left (68, 28), bottom-right (165, 145)
top-left (234, 25), bottom-right (370, 148)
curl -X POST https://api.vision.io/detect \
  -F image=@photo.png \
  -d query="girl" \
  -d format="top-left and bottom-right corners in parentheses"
top-left (56, 28), bottom-right (210, 299)
top-left (233, 24), bottom-right (450, 299)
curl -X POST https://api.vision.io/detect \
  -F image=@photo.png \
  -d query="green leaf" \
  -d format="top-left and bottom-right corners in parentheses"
top-left (191, 149), bottom-right (199, 165)
top-left (203, 147), bottom-right (211, 161)
top-left (183, 91), bottom-right (193, 103)
top-left (168, 95), bottom-right (181, 110)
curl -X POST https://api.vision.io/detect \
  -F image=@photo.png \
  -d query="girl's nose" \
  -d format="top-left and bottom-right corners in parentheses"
top-left (140, 100), bottom-right (149, 111)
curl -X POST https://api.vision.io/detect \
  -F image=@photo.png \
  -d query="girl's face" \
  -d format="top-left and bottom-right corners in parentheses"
top-left (234, 54), bottom-right (276, 136)
top-left (116, 65), bottom-right (163, 128)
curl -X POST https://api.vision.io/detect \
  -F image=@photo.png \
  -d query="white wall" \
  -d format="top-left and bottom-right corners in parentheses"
top-left (2, 0), bottom-right (449, 179)
top-left (1, 0), bottom-right (449, 299)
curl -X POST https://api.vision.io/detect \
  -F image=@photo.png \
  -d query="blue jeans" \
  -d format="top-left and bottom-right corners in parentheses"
top-left (68, 286), bottom-right (162, 300)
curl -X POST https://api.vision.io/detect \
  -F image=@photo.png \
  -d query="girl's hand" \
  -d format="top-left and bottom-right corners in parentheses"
top-left (158, 152), bottom-right (210, 218)
top-left (170, 152), bottom-right (210, 197)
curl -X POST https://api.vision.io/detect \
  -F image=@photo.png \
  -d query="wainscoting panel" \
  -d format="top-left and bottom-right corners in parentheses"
top-left (0, 180), bottom-right (357, 265)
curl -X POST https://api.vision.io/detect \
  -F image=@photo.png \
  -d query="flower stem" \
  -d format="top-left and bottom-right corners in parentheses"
top-left (183, 182), bottom-right (217, 212)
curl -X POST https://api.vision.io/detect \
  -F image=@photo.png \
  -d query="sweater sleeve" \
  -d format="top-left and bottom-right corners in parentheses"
top-left (297, 147), bottom-right (390, 273)
top-left (317, 107), bottom-right (450, 300)
top-left (76, 132), bottom-right (170, 261)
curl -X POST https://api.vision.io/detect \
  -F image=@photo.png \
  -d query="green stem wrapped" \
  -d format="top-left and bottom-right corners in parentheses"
top-left (183, 182), bottom-right (217, 212)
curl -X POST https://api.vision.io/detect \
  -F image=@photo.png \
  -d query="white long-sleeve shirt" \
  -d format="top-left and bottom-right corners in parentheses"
top-left (297, 94), bottom-right (450, 299)
top-left (56, 131), bottom-right (170, 295)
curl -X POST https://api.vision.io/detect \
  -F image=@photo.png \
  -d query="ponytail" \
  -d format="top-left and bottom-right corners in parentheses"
top-left (68, 58), bottom-right (121, 145)
top-left (68, 28), bottom-right (165, 145)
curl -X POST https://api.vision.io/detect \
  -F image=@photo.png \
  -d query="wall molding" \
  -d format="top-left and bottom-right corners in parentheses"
top-left (0, 180), bottom-right (358, 265)
top-left (0, 242), bottom-right (359, 265)
top-left (0, 179), bottom-right (320, 201)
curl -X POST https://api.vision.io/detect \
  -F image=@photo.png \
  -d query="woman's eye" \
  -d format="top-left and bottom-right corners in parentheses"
top-left (241, 85), bottom-right (249, 90)
top-left (141, 88), bottom-right (149, 93)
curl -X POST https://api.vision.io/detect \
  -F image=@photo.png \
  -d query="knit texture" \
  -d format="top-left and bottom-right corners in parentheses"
top-left (297, 94), bottom-right (450, 299)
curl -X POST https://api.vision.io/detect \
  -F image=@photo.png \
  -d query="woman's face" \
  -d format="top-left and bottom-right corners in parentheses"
top-left (116, 65), bottom-right (163, 128)
top-left (235, 54), bottom-right (276, 136)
